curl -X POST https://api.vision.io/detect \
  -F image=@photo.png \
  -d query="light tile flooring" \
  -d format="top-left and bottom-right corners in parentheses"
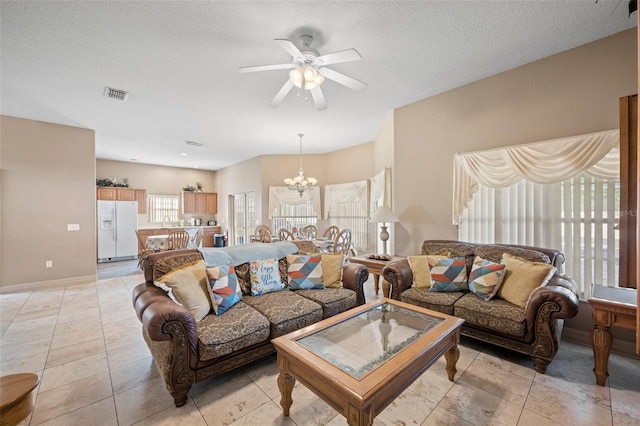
top-left (1, 262), bottom-right (640, 425)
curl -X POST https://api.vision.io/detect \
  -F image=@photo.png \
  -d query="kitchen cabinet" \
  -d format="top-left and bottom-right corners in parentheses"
top-left (182, 192), bottom-right (217, 214)
top-left (202, 226), bottom-right (222, 247)
top-left (97, 187), bottom-right (146, 213)
top-left (135, 189), bottom-right (147, 214)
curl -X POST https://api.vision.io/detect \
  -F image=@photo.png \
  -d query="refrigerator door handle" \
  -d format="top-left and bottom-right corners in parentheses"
top-left (114, 206), bottom-right (118, 241)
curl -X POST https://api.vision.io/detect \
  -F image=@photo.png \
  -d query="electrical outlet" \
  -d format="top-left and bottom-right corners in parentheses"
top-left (67, 224), bottom-right (80, 231)
top-left (46, 260), bottom-right (53, 268)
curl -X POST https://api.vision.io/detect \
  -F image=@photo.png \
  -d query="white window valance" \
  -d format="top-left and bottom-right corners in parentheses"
top-left (453, 129), bottom-right (619, 224)
top-left (324, 180), bottom-right (368, 220)
top-left (369, 167), bottom-right (391, 216)
top-left (268, 186), bottom-right (321, 219)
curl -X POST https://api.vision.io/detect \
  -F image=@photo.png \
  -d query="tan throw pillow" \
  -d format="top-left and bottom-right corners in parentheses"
top-left (154, 260), bottom-right (212, 321)
top-left (408, 255), bottom-right (448, 288)
top-left (497, 253), bottom-right (556, 308)
top-left (322, 254), bottom-right (344, 288)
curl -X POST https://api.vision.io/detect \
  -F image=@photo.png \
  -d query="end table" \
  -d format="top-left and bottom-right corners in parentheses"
top-left (348, 255), bottom-right (405, 298)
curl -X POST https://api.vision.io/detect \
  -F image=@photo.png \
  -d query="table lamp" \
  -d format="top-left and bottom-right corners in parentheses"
top-left (370, 205), bottom-right (400, 256)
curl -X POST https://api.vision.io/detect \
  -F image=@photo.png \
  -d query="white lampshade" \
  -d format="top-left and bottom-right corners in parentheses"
top-left (370, 205), bottom-right (400, 224)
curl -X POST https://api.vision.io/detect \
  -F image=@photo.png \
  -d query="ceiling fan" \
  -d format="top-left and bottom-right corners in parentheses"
top-left (238, 35), bottom-right (367, 111)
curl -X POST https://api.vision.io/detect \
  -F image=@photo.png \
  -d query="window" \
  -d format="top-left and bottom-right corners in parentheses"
top-left (268, 186), bottom-right (321, 236)
top-left (454, 130), bottom-right (620, 300)
top-left (148, 195), bottom-right (179, 223)
top-left (324, 181), bottom-right (368, 251)
top-left (459, 174), bottom-right (619, 299)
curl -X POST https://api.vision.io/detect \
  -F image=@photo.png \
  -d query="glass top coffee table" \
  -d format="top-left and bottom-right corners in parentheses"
top-left (272, 298), bottom-right (464, 426)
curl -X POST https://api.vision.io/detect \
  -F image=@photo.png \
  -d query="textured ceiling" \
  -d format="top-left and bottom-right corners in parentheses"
top-left (0, 1), bottom-right (636, 170)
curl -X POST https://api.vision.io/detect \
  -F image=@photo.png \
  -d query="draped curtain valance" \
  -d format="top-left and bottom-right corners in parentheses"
top-left (268, 186), bottom-right (321, 219)
top-left (369, 167), bottom-right (391, 216)
top-left (453, 129), bottom-right (619, 224)
top-left (324, 181), bottom-right (368, 219)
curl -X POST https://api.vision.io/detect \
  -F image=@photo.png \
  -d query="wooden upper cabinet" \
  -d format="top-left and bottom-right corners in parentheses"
top-left (97, 187), bottom-right (147, 213)
top-left (182, 192), bottom-right (217, 214)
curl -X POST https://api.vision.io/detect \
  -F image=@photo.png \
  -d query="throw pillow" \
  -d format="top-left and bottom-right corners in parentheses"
top-left (206, 265), bottom-right (242, 315)
top-left (427, 257), bottom-right (469, 292)
top-left (286, 254), bottom-right (325, 290)
top-left (249, 258), bottom-right (285, 296)
top-left (408, 254), bottom-right (448, 289)
top-left (497, 253), bottom-right (556, 308)
top-left (321, 254), bottom-right (344, 288)
top-left (468, 256), bottom-right (506, 301)
top-left (154, 260), bottom-right (211, 321)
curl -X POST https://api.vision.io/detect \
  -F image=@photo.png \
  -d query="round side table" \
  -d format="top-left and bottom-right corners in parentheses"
top-left (0, 373), bottom-right (39, 426)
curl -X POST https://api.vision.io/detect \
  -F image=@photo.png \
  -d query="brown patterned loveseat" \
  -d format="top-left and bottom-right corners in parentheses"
top-left (382, 240), bottom-right (579, 373)
top-left (132, 242), bottom-right (368, 407)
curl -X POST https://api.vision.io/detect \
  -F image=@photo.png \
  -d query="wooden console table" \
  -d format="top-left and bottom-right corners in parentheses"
top-left (348, 255), bottom-right (405, 298)
top-left (588, 285), bottom-right (637, 386)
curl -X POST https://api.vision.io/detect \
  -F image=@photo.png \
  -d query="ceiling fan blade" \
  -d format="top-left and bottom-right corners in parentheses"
top-left (269, 79), bottom-right (294, 108)
top-left (310, 87), bottom-right (327, 111)
top-left (316, 48), bottom-right (362, 66)
top-left (275, 39), bottom-right (304, 59)
top-left (320, 68), bottom-right (368, 92)
top-left (238, 63), bottom-right (295, 73)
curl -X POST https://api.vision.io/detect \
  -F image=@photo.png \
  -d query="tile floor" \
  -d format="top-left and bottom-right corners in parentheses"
top-left (1, 261), bottom-right (639, 425)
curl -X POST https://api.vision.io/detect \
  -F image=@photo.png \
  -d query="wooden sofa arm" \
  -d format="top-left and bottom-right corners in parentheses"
top-left (132, 283), bottom-right (199, 355)
top-left (524, 280), bottom-right (580, 341)
top-left (382, 259), bottom-right (412, 300)
top-left (342, 263), bottom-right (369, 306)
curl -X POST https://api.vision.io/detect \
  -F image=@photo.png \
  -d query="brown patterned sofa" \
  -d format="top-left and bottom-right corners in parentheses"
top-left (382, 240), bottom-right (579, 373)
top-left (132, 242), bottom-right (368, 407)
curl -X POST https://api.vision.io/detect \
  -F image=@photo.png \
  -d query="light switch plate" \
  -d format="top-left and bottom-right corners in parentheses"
top-left (67, 224), bottom-right (80, 231)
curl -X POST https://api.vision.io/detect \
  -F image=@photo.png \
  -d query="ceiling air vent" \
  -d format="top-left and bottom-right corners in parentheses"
top-left (103, 86), bottom-right (129, 101)
top-left (186, 141), bottom-right (203, 147)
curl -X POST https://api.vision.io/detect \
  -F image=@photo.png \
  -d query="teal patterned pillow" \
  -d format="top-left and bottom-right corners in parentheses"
top-left (286, 254), bottom-right (325, 290)
top-left (206, 265), bottom-right (242, 315)
top-left (468, 256), bottom-right (506, 301)
top-left (249, 258), bottom-right (285, 296)
top-left (428, 257), bottom-right (469, 292)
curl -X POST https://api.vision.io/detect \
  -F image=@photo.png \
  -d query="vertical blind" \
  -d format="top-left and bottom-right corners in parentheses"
top-left (148, 195), bottom-right (179, 223)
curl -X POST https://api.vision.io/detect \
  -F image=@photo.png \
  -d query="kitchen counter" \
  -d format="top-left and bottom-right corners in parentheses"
top-left (137, 225), bottom-right (218, 230)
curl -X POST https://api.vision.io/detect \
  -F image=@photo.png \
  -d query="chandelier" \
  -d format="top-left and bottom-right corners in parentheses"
top-left (284, 133), bottom-right (317, 197)
top-left (289, 66), bottom-right (325, 90)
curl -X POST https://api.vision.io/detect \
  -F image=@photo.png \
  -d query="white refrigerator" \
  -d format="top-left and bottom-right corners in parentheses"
top-left (97, 200), bottom-right (139, 262)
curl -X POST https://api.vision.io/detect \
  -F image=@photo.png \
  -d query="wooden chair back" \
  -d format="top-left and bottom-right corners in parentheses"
top-left (302, 225), bottom-right (318, 239)
top-left (254, 225), bottom-right (272, 243)
top-left (278, 228), bottom-right (295, 241)
top-left (135, 230), bottom-right (153, 267)
top-left (193, 228), bottom-right (204, 248)
top-left (323, 225), bottom-right (340, 241)
top-left (333, 228), bottom-right (352, 255)
top-left (167, 230), bottom-right (190, 250)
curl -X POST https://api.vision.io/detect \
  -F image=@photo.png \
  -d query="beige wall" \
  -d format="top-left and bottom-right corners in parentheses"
top-left (392, 28), bottom-right (638, 256)
top-left (96, 160), bottom-right (217, 226)
top-left (1, 116), bottom-right (96, 289)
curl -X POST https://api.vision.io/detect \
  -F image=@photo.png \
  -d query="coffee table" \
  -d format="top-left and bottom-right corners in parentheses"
top-left (272, 298), bottom-right (464, 426)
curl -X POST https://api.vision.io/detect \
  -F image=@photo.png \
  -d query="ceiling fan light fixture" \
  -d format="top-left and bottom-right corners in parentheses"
top-left (289, 68), bottom-right (304, 88)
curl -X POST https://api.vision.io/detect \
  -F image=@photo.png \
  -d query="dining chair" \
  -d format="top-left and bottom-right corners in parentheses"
top-left (192, 228), bottom-right (204, 248)
top-left (323, 225), bottom-right (340, 241)
top-left (333, 228), bottom-right (352, 255)
top-left (167, 230), bottom-right (190, 250)
top-left (135, 230), bottom-right (154, 267)
top-left (302, 225), bottom-right (318, 239)
top-left (278, 228), bottom-right (295, 241)
top-left (254, 225), bottom-right (273, 243)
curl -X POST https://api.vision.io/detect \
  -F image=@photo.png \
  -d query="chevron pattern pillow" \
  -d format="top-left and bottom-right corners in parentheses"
top-left (206, 265), bottom-right (242, 315)
top-left (286, 254), bottom-right (325, 290)
top-left (428, 257), bottom-right (469, 292)
top-left (468, 256), bottom-right (506, 301)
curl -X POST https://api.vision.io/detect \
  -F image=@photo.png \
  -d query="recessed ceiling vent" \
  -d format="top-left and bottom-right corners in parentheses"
top-left (186, 141), bottom-right (203, 147)
top-left (103, 86), bottom-right (129, 101)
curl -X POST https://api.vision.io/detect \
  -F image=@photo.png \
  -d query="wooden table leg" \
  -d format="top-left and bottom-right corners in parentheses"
top-left (372, 273), bottom-right (380, 295)
top-left (277, 371), bottom-right (295, 416)
top-left (591, 324), bottom-right (613, 386)
top-left (444, 345), bottom-right (460, 381)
